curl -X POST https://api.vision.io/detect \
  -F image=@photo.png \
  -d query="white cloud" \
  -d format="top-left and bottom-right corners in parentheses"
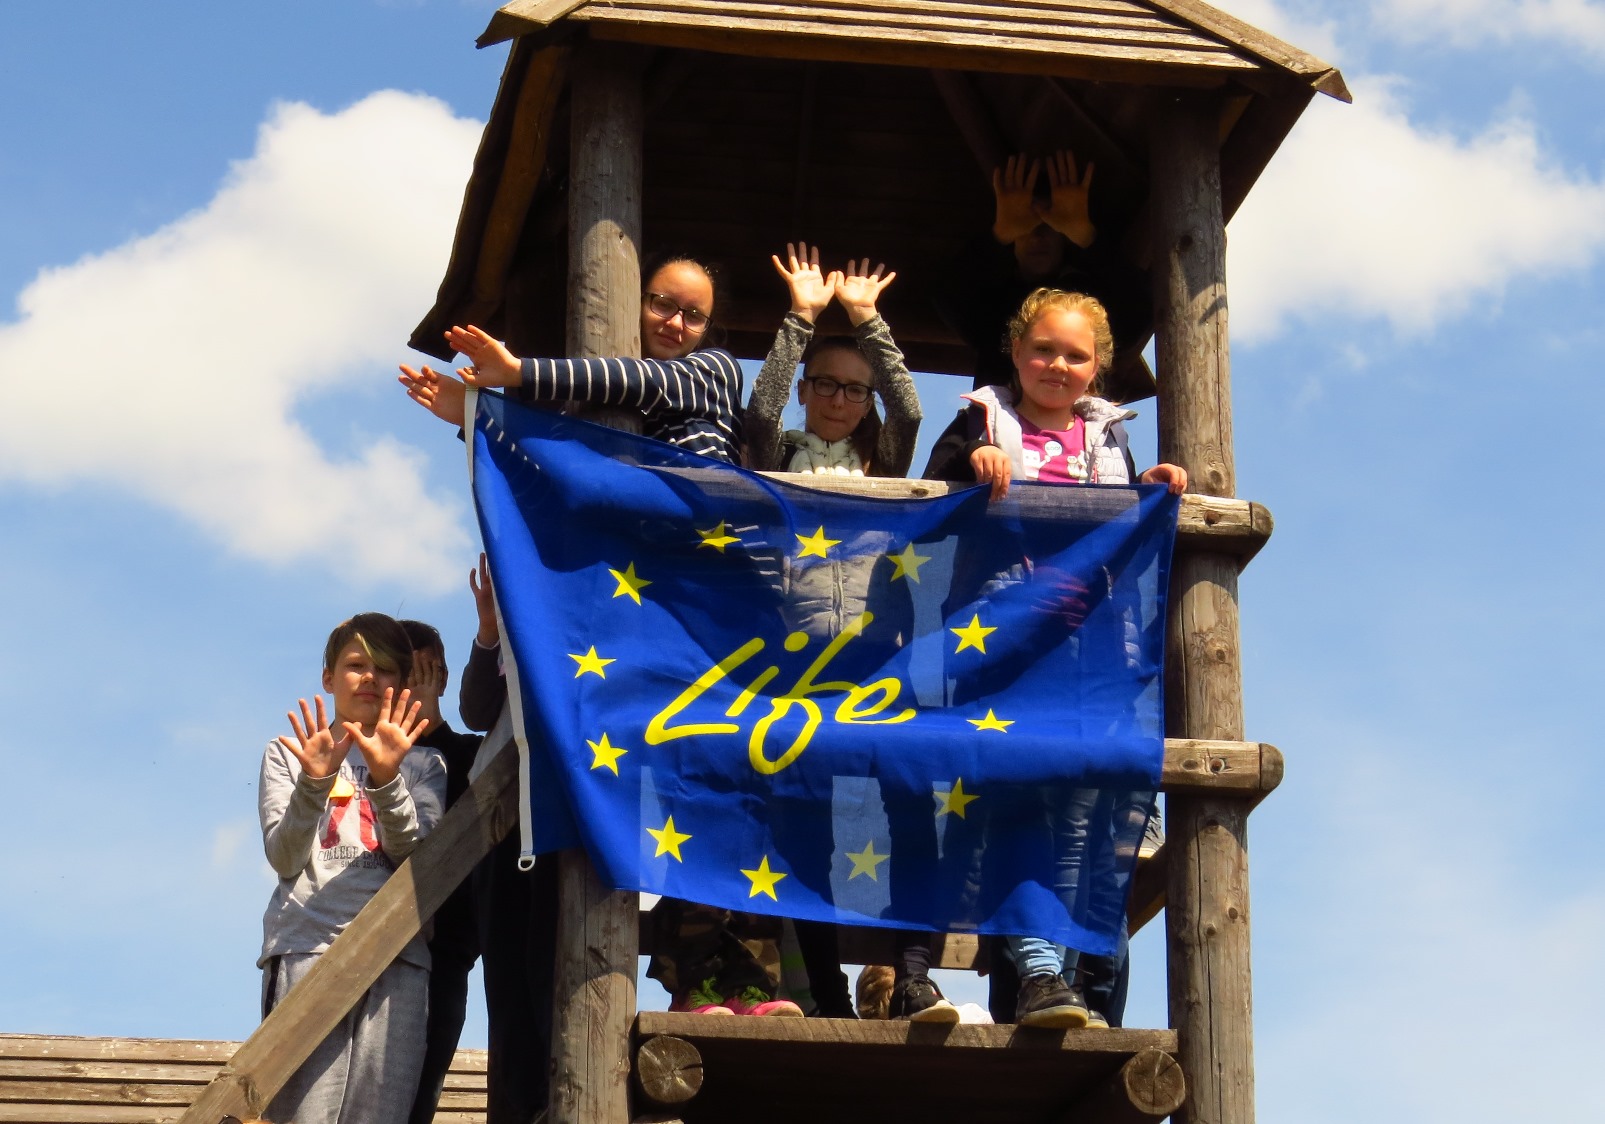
top-left (1257, 744), bottom-right (1605, 1121)
top-left (1227, 75), bottom-right (1605, 341)
top-left (0, 91), bottom-right (480, 591)
top-left (1373, 0), bottom-right (1605, 59)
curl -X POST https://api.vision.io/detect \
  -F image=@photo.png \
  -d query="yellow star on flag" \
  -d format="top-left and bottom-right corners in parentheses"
top-left (697, 521), bottom-right (741, 552)
top-left (647, 815), bottom-right (692, 861)
top-left (608, 562), bottom-right (651, 605)
top-left (795, 526), bottom-right (841, 559)
top-left (586, 733), bottom-right (628, 775)
top-left (935, 777), bottom-right (980, 819)
top-left (569, 646), bottom-right (615, 679)
top-left (845, 841), bottom-right (890, 881)
top-left (968, 709), bottom-right (1014, 733)
top-left (741, 855), bottom-right (787, 900)
top-left (950, 614), bottom-right (996, 654)
top-left (886, 543), bottom-right (931, 583)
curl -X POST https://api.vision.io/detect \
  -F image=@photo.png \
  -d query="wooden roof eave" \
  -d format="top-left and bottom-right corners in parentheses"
top-left (477, 0), bottom-right (1348, 102)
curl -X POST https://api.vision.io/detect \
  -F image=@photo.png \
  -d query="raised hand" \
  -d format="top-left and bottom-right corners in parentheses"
top-left (443, 325), bottom-right (522, 389)
top-left (1036, 149), bottom-right (1096, 248)
top-left (407, 648), bottom-right (446, 731)
top-left (471, 553), bottom-right (499, 647)
top-left (278, 695), bottom-right (350, 781)
top-left (771, 242), bottom-right (836, 324)
top-left (992, 153), bottom-right (1042, 244)
top-left (343, 687), bottom-right (429, 789)
top-left (398, 364), bottom-right (468, 427)
top-left (833, 258), bottom-right (897, 327)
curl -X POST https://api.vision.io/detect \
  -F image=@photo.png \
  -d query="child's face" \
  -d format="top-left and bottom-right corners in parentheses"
top-left (1012, 308), bottom-right (1099, 418)
top-left (798, 348), bottom-right (873, 444)
top-left (641, 262), bottom-right (714, 361)
top-left (321, 639), bottom-right (402, 729)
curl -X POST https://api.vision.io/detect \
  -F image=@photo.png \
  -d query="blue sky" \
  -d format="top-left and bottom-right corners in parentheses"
top-left (2, 1), bottom-right (1603, 1119)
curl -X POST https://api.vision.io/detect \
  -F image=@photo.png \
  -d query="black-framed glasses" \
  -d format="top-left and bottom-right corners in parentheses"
top-left (803, 376), bottom-right (873, 404)
top-left (644, 293), bottom-right (710, 333)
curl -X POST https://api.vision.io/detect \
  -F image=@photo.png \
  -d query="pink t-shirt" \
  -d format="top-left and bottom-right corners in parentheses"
top-left (1019, 415), bottom-right (1089, 483)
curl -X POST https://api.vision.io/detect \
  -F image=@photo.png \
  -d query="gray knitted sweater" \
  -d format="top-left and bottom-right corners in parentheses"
top-left (744, 312), bottom-right (922, 476)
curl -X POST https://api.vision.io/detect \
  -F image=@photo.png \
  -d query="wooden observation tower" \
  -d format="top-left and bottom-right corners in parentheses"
top-left (177, 3), bottom-right (1349, 1124)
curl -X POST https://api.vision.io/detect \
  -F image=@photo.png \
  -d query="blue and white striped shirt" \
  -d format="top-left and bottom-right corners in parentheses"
top-left (516, 348), bottom-right (744, 464)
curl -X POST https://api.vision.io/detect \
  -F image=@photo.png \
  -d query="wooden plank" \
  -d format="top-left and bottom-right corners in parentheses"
top-left (0, 1081), bottom-right (195, 1106)
top-left (1150, 94), bottom-right (1256, 1124)
top-left (748, 476), bottom-right (1274, 563)
top-left (584, 20), bottom-right (1247, 89)
top-left (479, 0), bottom-right (590, 47)
top-left (580, 0), bottom-right (1217, 44)
top-left (637, 1011), bottom-right (1175, 1052)
top-left (0, 1041), bottom-right (235, 1065)
top-left (472, 46), bottom-right (569, 307)
top-left (0, 1107), bottom-right (182, 1123)
top-left (177, 734), bottom-right (521, 1123)
top-left (580, 6), bottom-right (1257, 63)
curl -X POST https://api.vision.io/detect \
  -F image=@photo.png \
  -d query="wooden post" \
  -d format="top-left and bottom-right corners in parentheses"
top-left (566, 37), bottom-right (644, 432)
top-left (1149, 94), bottom-right (1256, 1124)
top-left (550, 35), bottom-right (645, 1124)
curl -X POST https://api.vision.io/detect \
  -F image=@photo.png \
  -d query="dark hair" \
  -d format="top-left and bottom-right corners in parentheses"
top-left (322, 613), bottom-right (413, 683)
top-left (802, 336), bottom-right (883, 473)
top-left (399, 619), bottom-right (444, 659)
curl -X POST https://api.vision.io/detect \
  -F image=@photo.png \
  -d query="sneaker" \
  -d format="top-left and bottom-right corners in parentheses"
top-left (669, 977), bottom-right (735, 1015)
top-left (1015, 972), bottom-right (1089, 1029)
top-left (1085, 1008), bottom-right (1110, 1029)
top-left (889, 974), bottom-right (960, 1024)
top-left (724, 986), bottom-right (804, 1017)
top-left (1139, 807), bottom-right (1165, 860)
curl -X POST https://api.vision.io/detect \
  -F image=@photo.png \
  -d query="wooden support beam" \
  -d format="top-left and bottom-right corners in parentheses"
top-left (552, 35), bottom-right (647, 1124)
top-left (929, 68), bottom-right (1006, 178)
top-left (755, 474), bottom-right (1273, 564)
top-left (176, 730), bottom-right (521, 1124)
top-left (633, 1035), bottom-right (703, 1108)
top-left (1150, 93), bottom-right (1255, 1124)
top-left (1069, 1047), bottom-right (1188, 1123)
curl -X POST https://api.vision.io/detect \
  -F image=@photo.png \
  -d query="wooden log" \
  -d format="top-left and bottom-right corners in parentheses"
top-left (566, 37), bottom-right (645, 432)
top-left (550, 35), bottom-right (646, 1124)
top-left (633, 1036), bottom-right (703, 1108)
top-left (176, 731), bottom-right (520, 1124)
top-left (473, 45), bottom-right (569, 309)
top-left (1150, 94), bottom-right (1255, 1124)
top-left (1068, 1047), bottom-right (1187, 1123)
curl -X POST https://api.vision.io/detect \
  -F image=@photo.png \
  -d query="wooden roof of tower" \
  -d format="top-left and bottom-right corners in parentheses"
top-left (411, 0), bottom-right (1347, 402)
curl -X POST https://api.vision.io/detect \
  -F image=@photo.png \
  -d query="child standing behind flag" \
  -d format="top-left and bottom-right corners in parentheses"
top-left (742, 242), bottom-right (924, 1019)
top-left (258, 613), bottom-right (446, 1124)
top-left (923, 289), bottom-right (1184, 1029)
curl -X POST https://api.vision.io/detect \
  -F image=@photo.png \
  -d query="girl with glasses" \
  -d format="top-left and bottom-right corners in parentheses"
top-left (744, 242), bottom-right (922, 477)
top-left (399, 255), bottom-right (743, 465)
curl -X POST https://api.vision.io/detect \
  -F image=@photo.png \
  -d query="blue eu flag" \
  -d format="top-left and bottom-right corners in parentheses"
top-left (469, 391), bottom-right (1177, 955)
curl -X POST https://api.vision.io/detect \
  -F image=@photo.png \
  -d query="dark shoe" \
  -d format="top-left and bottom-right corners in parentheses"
top-left (1085, 1008), bottom-right (1110, 1029)
top-left (1016, 972), bottom-right (1089, 1029)
top-left (890, 974), bottom-right (960, 1023)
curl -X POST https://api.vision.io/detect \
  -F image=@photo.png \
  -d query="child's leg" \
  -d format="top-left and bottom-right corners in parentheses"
top-left (262, 954), bottom-right (357, 1124)
top-left (792, 919), bottom-right (854, 1017)
top-left (342, 959), bottom-right (431, 1123)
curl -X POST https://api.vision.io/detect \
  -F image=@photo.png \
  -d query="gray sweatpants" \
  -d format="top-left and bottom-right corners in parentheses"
top-left (261, 952), bottom-right (429, 1124)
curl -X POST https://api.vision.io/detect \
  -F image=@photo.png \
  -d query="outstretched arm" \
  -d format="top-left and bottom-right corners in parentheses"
top-left (748, 313), bottom-right (815, 471)
top-left (259, 695), bottom-right (349, 878)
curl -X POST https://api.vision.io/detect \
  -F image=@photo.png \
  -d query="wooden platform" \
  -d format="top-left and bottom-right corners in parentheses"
top-left (0, 1035), bottom-right (487, 1124)
top-left (633, 1013), bottom-right (1181, 1123)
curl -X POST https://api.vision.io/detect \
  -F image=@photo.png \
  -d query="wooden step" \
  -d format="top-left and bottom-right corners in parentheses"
top-left (633, 1012), bottom-right (1183, 1123)
top-left (0, 1035), bottom-right (486, 1124)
